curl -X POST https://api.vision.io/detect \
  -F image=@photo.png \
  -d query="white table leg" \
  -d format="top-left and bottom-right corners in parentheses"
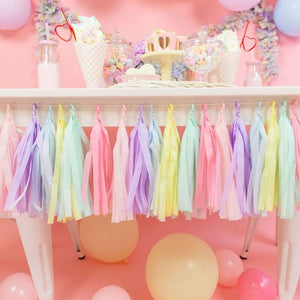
top-left (16, 214), bottom-right (54, 300)
top-left (277, 211), bottom-right (300, 300)
top-left (240, 216), bottom-right (260, 259)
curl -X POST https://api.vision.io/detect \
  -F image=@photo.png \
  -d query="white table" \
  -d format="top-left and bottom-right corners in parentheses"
top-left (1, 86), bottom-right (300, 300)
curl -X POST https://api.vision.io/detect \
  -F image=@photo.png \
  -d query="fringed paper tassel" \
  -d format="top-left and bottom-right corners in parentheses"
top-left (36, 106), bottom-right (56, 219)
top-left (48, 105), bottom-right (66, 224)
top-left (126, 105), bottom-right (154, 216)
top-left (178, 105), bottom-right (200, 220)
top-left (153, 104), bottom-right (180, 221)
top-left (58, 105), bottom-right (92, 222)
top-left (5, 104), bottom-right (42, 217)
top-left (111, 105), bottom-right (133, 223)
top-left (215, 104), bottom-right (241, 221)
top-left (278, 101), bottom-right (298, 218)
top-left (222, 103), bottom-right (250, 218)
top-left (82, 105), bottom-right (113, 216)
top-left (149, 106), bottom-right (163, 213)
top-left (258, 101), bottom-right (280, 214)
top-left (291, 99), bottom-right (300, 209)
top-left (0, 105), bottom-right (20, 213)
top-left (247, 103), bottom-right (268, 217)
top-left (193, 104), bottom-right (218, 219)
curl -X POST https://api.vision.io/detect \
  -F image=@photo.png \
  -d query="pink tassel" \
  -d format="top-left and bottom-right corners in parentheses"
top-left (291, 100), bottom-right (300, 209)
top-left (0, 105), bottom-right (20, 213)
top-left (82, 105), bottom-right (113, 215)
top-left (193, 104), bottom-right (218, 219)
top-left (111, 105), bottom-right (134, 223)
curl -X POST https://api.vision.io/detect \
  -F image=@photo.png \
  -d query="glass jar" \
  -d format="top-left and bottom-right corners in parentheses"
top-left (104, 27), bottom-right (135, 85)
top-left (183, 34), bottom-right (223, 82)
top-left (244, 60), bottom-right (262, 87)
top-left (37, 40), bottom-right (61, 88)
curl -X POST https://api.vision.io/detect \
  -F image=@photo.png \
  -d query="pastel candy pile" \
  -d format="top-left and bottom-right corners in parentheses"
top-left (72, 16), bottom-right (105, 44)
top-left (184, 44), bottom-right (222, 73)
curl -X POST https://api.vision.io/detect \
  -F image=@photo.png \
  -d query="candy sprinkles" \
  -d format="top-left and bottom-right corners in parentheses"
top-left (1, 102), bottom-right (300, 223)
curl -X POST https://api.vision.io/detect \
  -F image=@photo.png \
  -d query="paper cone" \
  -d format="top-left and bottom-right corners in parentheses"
top-left (74, 41), bottom-right (107, 88)
top-left (216, 50), bottom-right (241, 84)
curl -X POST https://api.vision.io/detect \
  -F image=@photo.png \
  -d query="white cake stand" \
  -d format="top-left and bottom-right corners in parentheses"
top-left (141, 50), bottom-right (184, 81)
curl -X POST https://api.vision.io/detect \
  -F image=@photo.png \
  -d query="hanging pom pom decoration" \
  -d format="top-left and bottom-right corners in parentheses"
top-left (153, 104), bottom-right (180, 221)
top-left (149, 106), bottom-right (163, 213)
top-left (5, 104), bottom-right (42, 217)
top-left (291, 100), bottom-right (300, 205)
top-left (215, 104), bottom-right (240, 221)
top-left (177, 104), bottom-right (200, 220)
top-left (0, 105), bottom-right (20, 213)
top-left (36, 106), bottom-right (56, 219)
top-left (48, 104), bottom-right (66, 223)
top-left (258, 101), bottom-right (280, 214)
top-left (278, 101), bottom-right (298, 219)
top-left (126, 105), bottom-right (154, 216)
top-left (111, 105), bottom-right (133, 223)
top-left (193, 104), bottom-right (218, 219)
top-left (246, 103), bottom-right (268, 217)
top-left (222, 103), bottom-right (250, 218)
top-left (82, 105), bottom-right (113, 216)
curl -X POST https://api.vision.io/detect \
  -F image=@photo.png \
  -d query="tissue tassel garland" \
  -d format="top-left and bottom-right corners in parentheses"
top-left (278, 101), bottom-right (298, 218)
top-left (82, 105), bottom-right (113, 216)
top-left (193, 104), bottom-right (217, 219)
top-left (0, 105), bottom-right (20, 213)
top-left (177, 105), bottom-right (200, 220)
top-left (111, 105), bottom-right (133, 223)
top-left (153, 104), bottom-right (180, 221)
top-left (3, 102), bottom-right (300, 221)
top-left (246, 103), bottom-right (267, 217)
top-left (5, 104), bottom-right (42, 217)
top-left (215, 104), bottom-right (240, 220)
top-left (126, 105), bottom-right (154, 216)
top-left (258, 101), bottom-right (279, 213)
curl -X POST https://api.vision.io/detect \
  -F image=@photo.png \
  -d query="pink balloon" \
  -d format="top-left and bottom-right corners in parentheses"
top-left (215, 249), bottom-right (244, 287)
top-left (0, 273), bottom-right (38, 300)
top-left (91, 285), bottom-right (131, 300)
top-left (237, 268), bottom-right (278, 300)
top-left (0, 0), bottom-right (31, 30)
top-left (218, 0), bottom-right (260, 11)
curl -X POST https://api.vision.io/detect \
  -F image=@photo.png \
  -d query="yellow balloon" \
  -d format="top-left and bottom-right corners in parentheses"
top-left (79, 215), bottom-right (139, 263)
top-left (145, 233), bottom-right (218, 300)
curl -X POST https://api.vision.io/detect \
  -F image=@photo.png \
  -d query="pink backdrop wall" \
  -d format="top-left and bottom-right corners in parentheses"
top-left (0, 0), bottom-right (299, 88)
top-left (0, 2), bottom-right (300, 299)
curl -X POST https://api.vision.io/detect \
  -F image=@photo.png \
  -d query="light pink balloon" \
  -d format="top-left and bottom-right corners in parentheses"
top-left (218, 0), bottom-right (261, 11)
top-left (0, 0), bottom-right (31, 30)
top-left (0, 273), bottom-right (38, 300)
top-left (215, 249), bottom-right (244, 287)
top-left (91, 285), bottom-right (131, 300)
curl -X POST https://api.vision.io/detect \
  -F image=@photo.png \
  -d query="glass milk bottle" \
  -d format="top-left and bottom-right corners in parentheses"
top-left (38, 40), bottom-right (61, 88)
top-left (244, 60), bottom-right (262, 87)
